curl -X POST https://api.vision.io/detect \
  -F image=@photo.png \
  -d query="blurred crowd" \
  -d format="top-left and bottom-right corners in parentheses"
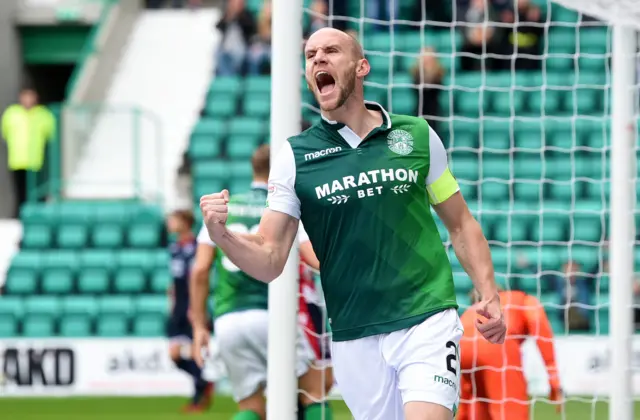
top-left (213, 0), bottom-right (550, 134)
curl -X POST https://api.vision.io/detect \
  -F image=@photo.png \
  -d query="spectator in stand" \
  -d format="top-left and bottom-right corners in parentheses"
top-left (305, 0), bottom-right (329, 39)
top-left (460, 0), bottom-right (504, 71)
top-left (1, 88), bottom-right (55, 218)
top-left (410, 47), bottom-right (445, 136)
top-left (555, 260), bottom-right (592, 332)
top-left (215, 0), bottom-right (256, 76)
top-left (500, 0), bottom-right (544, 70)
top-left (365, 0), bottom-right (400, 31)
top-left (246, 0), bottom-right (272, 75)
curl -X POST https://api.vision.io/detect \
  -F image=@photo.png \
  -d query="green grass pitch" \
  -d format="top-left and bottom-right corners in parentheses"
top-left (1, 396), bottom-right (640, 419)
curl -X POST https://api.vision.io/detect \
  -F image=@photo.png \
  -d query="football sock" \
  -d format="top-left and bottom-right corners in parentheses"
top-left (232, 410), bottom-right (262, 420)
top-left (304, 402), bottom-right (333, 420)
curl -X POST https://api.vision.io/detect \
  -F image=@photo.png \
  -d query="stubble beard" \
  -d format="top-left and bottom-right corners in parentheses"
top-left (318, 67), bottom-right (357, 112)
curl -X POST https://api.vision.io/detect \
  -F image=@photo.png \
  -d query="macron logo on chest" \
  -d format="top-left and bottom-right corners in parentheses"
top-left (304, 146), bottom-right (342, 161)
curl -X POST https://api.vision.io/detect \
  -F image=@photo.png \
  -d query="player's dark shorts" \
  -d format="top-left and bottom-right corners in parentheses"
top-left (306, 301), bottom-right (332, 360)
top-left (166, 314), bottom-right (193, 341)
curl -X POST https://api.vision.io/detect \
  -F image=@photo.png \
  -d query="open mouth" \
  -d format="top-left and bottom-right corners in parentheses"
top-left (315, 71), bottom-right (336, 95)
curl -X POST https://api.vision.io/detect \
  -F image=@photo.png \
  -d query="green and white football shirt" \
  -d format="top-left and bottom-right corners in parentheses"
top-left (267, 102), bottom-right (460, 341)
top-left (197, 182), bottom-right (311, 319)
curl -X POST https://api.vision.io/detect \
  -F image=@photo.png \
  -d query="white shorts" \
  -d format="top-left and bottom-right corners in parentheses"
top-left (214, 309), bottom-right (315, 402)
top-left (331, 308), bottom-right (464, 420)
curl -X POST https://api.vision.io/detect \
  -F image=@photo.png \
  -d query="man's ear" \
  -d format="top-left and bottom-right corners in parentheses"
top-left (356, 58), bottom-right (370, 78)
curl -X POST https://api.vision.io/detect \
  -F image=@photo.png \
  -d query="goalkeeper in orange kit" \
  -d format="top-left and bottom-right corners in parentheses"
top-left (457, 289), bottom-right (563, 420)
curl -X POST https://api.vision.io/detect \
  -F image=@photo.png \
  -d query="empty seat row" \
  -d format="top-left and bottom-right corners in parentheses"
top-left (4, 267), bottom-right (172, 295)
top-left (0, 295), bottom-right (169, 318)
top-left (20, 202), bottom-right (164, 226)
top-left (0, 314), bottom-right (166, 338)
top-left (22, 222), bottom-right (162, 250)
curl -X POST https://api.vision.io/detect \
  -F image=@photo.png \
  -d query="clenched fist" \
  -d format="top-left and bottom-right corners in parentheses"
top-left (200, 189), bottom-right (230, 238)
top-left (475, 293), bottom-right (506, 344)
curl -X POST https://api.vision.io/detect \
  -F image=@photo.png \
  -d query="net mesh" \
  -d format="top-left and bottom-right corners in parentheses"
top-left (295, 0), bottom-right (640, 417)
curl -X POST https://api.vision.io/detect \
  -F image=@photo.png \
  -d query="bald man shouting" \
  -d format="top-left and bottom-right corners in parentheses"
top-left (200, 28), bottom-right (505, 420)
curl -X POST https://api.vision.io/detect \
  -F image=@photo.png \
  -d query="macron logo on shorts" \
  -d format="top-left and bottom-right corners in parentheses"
top-left (434, 375), bottom-right (456, 391)
top-left (304, 147), bottom-right (342, 161)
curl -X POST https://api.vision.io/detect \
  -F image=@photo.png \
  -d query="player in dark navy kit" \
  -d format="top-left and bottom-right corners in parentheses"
top-left (166, 209), bottom-right (214, 413)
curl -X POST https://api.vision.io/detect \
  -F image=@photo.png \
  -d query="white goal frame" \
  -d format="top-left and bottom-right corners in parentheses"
top-left (268, 2), bottom-right (638, 420)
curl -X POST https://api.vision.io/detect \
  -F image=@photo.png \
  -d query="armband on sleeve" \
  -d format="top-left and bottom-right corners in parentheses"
top-left (427, 168), bottom-right (460, 205)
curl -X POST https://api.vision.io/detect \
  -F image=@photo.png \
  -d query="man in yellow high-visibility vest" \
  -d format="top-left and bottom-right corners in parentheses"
top-left (1, 88), bottom-right (56, 217)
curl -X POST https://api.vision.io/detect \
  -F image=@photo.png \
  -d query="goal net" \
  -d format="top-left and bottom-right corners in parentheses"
top-left (294, 0), bottom-right (639, 418)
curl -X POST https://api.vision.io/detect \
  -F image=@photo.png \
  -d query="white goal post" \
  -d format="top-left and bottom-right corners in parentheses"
top-left (268, 1), bottom-right (638, 420)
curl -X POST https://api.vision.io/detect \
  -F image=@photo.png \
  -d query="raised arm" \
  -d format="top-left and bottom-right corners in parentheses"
top-left (200, 140), bottom-right (302, 282)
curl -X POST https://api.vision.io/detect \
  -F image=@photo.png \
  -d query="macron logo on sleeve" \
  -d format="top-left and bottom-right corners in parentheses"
top-left (304, 146), bottom-right (342, 161)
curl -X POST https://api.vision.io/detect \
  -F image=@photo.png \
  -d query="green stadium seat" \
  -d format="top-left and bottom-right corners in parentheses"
top-left (127, 223), bottom-right (160, 248)
top-left (489, 90), bottom-right (526, 116)
top-left (545, 55), bottom-right (573, 71)
top-left (493, 211), bottom-right (531, 243)
top-left (99, 295), bottom-right (134, 317)
top-left (204, 96), bottom-right (236, 118)
top-left (585, 180), bottom-right (610, 201)
top-left (244, 76), bottom-right (271, 94)
top-left (389, 87), bottom-right (416, 116)
top-left (208, 76), bottom-right (242, 97)
top-left (59, 316), bottom-right (92, 337)
top-left (135, 295), bottom-right (169, 317)
top-left (91, 224), bottom-right (124, 249)
top-left (482, 120), bottom-right (511, 150)
top-left (547, 28), bottom-right (576, 53)
top-left (531, 217), bottom-right (567, 243)
top-left (192, 118), bottom-right (226, 140)
top-left (0, 296), bottom-right (25, 319)
top-left (21, 225), bottom-right (53, 249)
top-left (512, 274), bottom-right (539, 294)
top-left (0, 317), bottom-right (17, 337)
top-left (227, 138), bottom-right (259, 160)
top-left (22, 316), bottom-right (55, 337)
top-left (41, 269), bottom-right (74, 295)
top-left (25, 296), bottom-right (61, 317)
top-left (57, 202), bottom-right (93, 224)
top-left (114, 269), bottom-right (146, 294)
top-left (229, 161), bottom-right (253, 179)
top-left (189, 137), bottom-right (222, 160)
top-left (571, 203), bottom-right (605, 243)
top-left (77, 269), bottom-right (110, 294)
top-left (229, 178), bottom-right (253, 194)
top-left (579, 27), bottom-right (610, 54)
top-left (150, 269), bottom-right (172, 293)
top-left (367, 54), bottom-right (393, 77)
top-left (363, 32), bottom-right (392, 52)
top-left (514, 183), bottom-right (542, 202)
top-left (133, 315), bottom-right (165, 337)
top-left (228, 117), bottom-right (265, 138)
top-left (453, 272), bottom-right (474, 295)
top-left (118, 250), bottom-right (154, 272)
top-left (527, 89), bottom-right (562, 115)
top-left (596, 274), bottom-right (609, 293)
top-left (93, 203), bottom-right (129, 225)
top-left (57, 225), bottom-right (89, 249)
top-left (192, 160), bottom-right (230, 183)
top-left (514, 156), bottom-right (544, 180)
top-left (242, 93), bottom-right (271, 118)
top-left (43, 250), bottom-right (79, 272)
top-left (152, 249), bottom-right (169, 270)
top-left (551, 4), bottom-right (579, 23)
top-left (482, 156), bottom-right (511, 180)
top-left (20, 203), bottom-right (57, 225)
top-left (96, 315), bottom-right (129, 337)
top-left (62, 296), bottom-right (98, 317)
top-left (5, 268), bottom-right (38, 295)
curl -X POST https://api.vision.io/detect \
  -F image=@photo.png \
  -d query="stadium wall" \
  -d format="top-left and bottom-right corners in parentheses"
top-left (0, 336), bottom-right (638, 397)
